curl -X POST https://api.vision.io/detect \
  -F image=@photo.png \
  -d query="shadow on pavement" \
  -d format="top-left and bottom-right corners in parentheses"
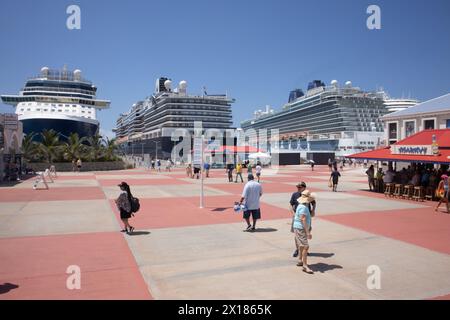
top-left (309, 263), bottom-right (343, 273)
top-left (251, 228), bottom-right (278, 233)
top-left (211, 207), bottom-right (230, 212)
top-left (0, 283), bottom-right (19, 295)
top-left (128, 231), bottom-right (151, 236)
top-left (308, 252), bottom-right (335, 258)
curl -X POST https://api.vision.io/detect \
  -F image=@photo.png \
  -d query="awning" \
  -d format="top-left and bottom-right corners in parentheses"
top-left (347, 147), bottom-right (450, 164)
top-left (347, 129), bottom-right (450, 164)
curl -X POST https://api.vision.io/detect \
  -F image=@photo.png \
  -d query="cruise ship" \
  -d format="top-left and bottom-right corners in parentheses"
top-left (241, 80), bottom-right (390, 158)
top-left (1, 67), bottom-right (110, 139)
top-left (377, 90), bottom-right (418, 113)
top-left (115, 77), bottom-right (234, 159)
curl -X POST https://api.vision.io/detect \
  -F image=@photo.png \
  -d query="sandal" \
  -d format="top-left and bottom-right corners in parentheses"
top-left (303, 267), bottom-right (314, 274)
top-left (296, 262), bottom-right (303, 267)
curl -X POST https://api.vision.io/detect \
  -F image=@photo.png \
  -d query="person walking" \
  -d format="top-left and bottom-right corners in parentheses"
top-left (330, 168), bottom-right (341, 192)
top-left (165, 159), bottom-right (172, 172)
top-left (226, 163), bottom-right (234, 183)
top-left (72, 159), bottom-right (76, 172)
top-left (289, 182), bottom-right (316, 258)
top-left (328, 158), bottom-right (332, 172)
top-left (366, 165), bottom-right (375, 191)
top-left (310, 160), bottom-right (315, 171)
top-left (435, 174), bottom-right (449, 213)
top-left (235, 162), bottom-right (244, 183)
top-left (76, 158), bottom-right (82, 172)
top-left (238, 174), bottom-right (263, 231)
top-left (186, 163), bottom-right (193, 178)
top-left (293, 190), bottom-right (315, 274)
top-left (255, 163), bottom-right (262, 182)
top-left (247, 162), bottom-right (253, 175)
top-left (204, 162), bottom-right (210, 178)
top-left (115, 182), bottom-right (135, 234)
top-left (193, 165), bottom-right (201, 179)
top-left (156, 159), bottom-right (161, 172)
top-left (151, 159), bottom-right (155, 170)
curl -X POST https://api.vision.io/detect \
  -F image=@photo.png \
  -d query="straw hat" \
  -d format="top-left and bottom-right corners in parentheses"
top-left (298, 190), bottom-right (316, 204)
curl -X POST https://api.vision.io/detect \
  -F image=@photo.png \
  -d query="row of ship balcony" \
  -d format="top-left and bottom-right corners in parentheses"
top-left (22, 86), bottom-right (96, 96)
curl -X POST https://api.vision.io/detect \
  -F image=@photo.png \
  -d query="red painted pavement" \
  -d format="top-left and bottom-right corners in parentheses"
top-left (430, 294), bottom-right (450, 300)
top-left (0, 233), bottom-right (152, 299)
top-left (0, 187), bottom-right (105, 202)
top-left (98, 178), bottom-right (189, 187)
top-left (110, 195), bottom-right (291, 230)
top-left (320, 207), bottom-right (450, 255)
top-left (207, 182), bottom-right (302, 194)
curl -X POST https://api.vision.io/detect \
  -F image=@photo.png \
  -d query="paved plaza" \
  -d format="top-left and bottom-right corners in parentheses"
top-left (1, 165), bottom-right (450, 300)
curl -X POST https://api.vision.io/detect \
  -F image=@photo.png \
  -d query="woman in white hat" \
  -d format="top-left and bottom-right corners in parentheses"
top-left (293, 190), bottom-right (315, 274)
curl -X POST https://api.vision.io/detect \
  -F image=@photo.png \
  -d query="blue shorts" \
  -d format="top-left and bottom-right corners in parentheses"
top-left (243, 209), bottom-right (261, 220)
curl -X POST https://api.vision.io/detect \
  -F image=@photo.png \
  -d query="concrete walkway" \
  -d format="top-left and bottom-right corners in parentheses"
top-left (1, 165), bottom-right (449, 299)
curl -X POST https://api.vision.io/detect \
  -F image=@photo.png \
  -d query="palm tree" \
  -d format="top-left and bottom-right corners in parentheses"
top-left (87, 133), bottom-right (104, 161)
top-left (104, 137), bottom-right (118, 161)
top-left (21, 132), bottom-right (38, 162)
top-left (39, 129), bottom-right (61, 163)
top-left (63, 133), bottom-right (87, 162)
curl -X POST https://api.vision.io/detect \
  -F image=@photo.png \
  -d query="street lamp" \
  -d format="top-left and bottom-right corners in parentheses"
top-left (153, 141), bottom-right (159, 159)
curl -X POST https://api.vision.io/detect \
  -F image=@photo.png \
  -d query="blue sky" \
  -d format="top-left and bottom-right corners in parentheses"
top-left (1, 0), bottom-right (450, 137)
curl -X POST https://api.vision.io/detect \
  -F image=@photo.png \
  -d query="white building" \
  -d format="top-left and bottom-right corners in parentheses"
top-left (381, 93), bottom-right (450, 145)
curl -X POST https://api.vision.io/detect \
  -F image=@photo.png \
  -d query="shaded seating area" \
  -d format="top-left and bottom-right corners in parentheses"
top-left (347, 129), bottom-right (450, 204)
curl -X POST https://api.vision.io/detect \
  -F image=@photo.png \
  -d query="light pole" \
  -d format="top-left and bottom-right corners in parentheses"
top-left (153, 141), bottom-right (159, 159)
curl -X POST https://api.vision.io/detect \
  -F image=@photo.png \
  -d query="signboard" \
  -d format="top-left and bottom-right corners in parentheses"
top-left (3, 114), bottom-right (18, 130)
top-left (193, 137), bottom-right (203, 166)
top-left (391, 145), bottom-right (434, 156)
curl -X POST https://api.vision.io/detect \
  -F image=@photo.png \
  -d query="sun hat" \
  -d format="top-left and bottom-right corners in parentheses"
top-left (298, 190), bottom-right (316, 204)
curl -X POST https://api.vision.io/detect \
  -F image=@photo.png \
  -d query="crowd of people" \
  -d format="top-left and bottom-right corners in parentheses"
top-left (114, 160), bottom-right (448, 276)
top-left (364, 163), bottom-right (450, 213)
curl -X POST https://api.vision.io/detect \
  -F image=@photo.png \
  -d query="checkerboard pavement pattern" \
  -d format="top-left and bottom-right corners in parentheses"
top-left (1, 165), bottom-right (450, 299)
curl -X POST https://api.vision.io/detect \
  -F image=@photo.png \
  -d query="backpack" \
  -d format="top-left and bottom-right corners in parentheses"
top-left (130, 197), bottom-right (140, 213)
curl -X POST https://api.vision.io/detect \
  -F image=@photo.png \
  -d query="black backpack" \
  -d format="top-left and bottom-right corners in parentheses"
top-left (130, 197), bottom-right (140, 213)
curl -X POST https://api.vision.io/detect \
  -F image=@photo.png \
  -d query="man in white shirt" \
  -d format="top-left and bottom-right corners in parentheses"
top-left (238, 174), bottom-right (263, 231)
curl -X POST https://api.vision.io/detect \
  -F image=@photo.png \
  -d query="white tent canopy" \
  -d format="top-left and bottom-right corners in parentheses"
top-left (248, 152), bottom-right (271, 159)
top-left (248, 152), bottom-right (272, 165)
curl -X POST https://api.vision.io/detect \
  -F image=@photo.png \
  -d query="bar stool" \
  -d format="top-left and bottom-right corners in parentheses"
top-left (393, 184), bottom-right (403, 198)
top-left (384, 183), bottom-right (394, 197)
top-left (402, 185), bottom-right (414, 199)
top-left (413, 186), bottom-right (425, 201)
top-left (425, 186), bottom-right (434, 201)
